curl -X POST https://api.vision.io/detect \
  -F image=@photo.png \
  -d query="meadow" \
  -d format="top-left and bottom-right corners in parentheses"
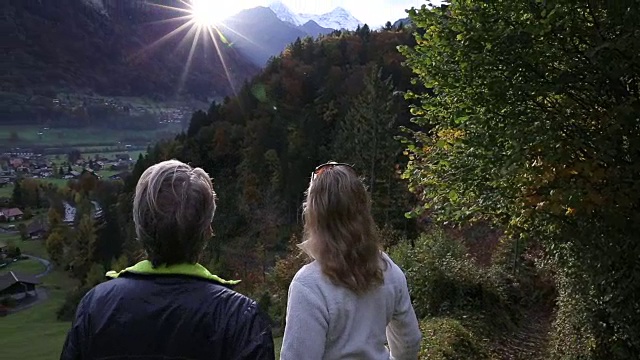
top-left (0, 234), bottom-right (76, 360)
top-left (0, 123), bottom-right (182, 147)
top-left (0, 257), bottom-right (46, 276)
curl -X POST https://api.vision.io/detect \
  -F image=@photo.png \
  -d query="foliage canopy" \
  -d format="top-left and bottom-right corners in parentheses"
top-left (400, 1), bottom-right (640, 358)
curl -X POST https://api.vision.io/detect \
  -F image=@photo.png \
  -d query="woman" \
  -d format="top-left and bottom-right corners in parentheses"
top-left (280, 161), bottom-right (422, 359)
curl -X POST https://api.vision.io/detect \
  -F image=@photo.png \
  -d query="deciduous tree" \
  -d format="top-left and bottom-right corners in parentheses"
top-left (400, 2), bottom-right (640, 357)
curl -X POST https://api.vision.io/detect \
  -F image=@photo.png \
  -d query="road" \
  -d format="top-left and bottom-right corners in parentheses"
top-left (27, 254), bottom-right (52, 278)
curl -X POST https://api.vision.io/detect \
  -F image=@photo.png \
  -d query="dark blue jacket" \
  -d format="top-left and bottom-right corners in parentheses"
top-left (60, 261), bottom-right (275, 360)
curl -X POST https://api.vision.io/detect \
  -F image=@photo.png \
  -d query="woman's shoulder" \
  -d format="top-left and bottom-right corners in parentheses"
top-left (380, 252), bottom-right (408, 281)
top-left (291, 260), bottom-right (323, 286)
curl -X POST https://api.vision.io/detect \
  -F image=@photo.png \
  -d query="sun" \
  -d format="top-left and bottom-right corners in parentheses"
top-left (189, 0), bottom-right (235, 26)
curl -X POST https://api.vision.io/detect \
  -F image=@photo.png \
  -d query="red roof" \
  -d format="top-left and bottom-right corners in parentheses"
top-left (0, 208), bottom-right (23, 217)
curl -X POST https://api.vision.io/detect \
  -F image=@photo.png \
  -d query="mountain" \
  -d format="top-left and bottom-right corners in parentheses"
top-left (268, 1), bottom-right (303, 26)
top-left (268, 2), bottom-right (363, 30)
top-left (298, 7), bottom-right (363, 30)
top-left (220, 7), bottom-right (307, 66)
top-left (393, 17), bottom-right (412, 29)
top-left (299, 20), bottom-right (335, 37)
top-left (2, 0), bottom-right (259, 122)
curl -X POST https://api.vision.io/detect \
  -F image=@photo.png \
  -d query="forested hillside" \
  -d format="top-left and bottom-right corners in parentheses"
top-left (45, 25), bottom-right (425, 321)
top-left (126, 26), bottom-right (423, 270)
top-left (2, 0), bottom-right (259, 123)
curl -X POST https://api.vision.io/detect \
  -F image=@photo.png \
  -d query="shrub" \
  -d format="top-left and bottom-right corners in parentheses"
top-left (265, 234), bottom-right (309, 332)
top-left (18, 222), bottom-right (28, 240)
top-left (418, 317), bottom-right (490, 360)
top-left (549, 272), bottom-right (596, 360)
top-left (57, 286), bottom-right (90, 321)
top-left (389, 230), bottom-right (512, 323)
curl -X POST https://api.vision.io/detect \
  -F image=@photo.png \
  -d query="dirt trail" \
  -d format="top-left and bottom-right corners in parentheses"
top-left (491, 306), bottom-right (554, 360)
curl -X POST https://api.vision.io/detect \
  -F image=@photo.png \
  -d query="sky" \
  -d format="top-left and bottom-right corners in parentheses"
top-left (210, 0), bottom-right (437, 27)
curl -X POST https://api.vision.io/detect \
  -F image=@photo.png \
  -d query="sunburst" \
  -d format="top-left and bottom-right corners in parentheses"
top-left (133, 0), bottom-right (251, 97)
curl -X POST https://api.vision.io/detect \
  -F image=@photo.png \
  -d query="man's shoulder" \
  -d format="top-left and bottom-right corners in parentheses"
top-left (89, 275), bottom-right (257, 311)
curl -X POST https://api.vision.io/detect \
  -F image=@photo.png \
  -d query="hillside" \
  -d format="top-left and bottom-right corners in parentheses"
top-left (220, 7), bottom-right (309, 66)
top-left (124, 26), bottom-right (422, 275)
top-left (299, 20), bottom-right (335, 37)
top-left (1, 0), bottom-right (260, 123)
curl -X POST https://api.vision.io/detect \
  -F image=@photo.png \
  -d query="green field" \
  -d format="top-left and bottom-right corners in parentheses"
top-left (0, 237), bottom-right (76, 360)
top-left (0, 124), bottom-right (181, 147)
top-left (0, 235), bottom-right (284, 358)
top-left (0, 258), bottom-right (46, 276)
top-left (0, 183), bottom-right (14, 198)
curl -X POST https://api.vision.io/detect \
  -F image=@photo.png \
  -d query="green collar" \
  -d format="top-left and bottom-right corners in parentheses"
top-left (105, 260), bottom-right (241, 286)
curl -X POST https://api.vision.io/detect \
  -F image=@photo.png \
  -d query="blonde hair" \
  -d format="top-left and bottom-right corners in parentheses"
top-left (301, 162), bottom-right (385, 295)
top-left (133, 159), bottom-right (216, 266)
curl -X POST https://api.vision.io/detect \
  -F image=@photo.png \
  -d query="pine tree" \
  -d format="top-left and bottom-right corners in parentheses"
top-left (46, 229), bottom-right (66, 266)
top-left (85, 262), bottom-right (106, 288)
top-left (70, 215), bottom-right (98, 283)
top-left (333, 65), bottom-right (402, 224)
top-left (12, 179), bottom-right (23, 207)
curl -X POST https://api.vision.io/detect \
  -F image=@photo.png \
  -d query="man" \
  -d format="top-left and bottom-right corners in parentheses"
top-left (61, 159), bottom-right (274, 359)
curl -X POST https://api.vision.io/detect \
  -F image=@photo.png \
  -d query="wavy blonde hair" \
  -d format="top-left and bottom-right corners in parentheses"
top-left (301, 162), bottom-right (385, 295)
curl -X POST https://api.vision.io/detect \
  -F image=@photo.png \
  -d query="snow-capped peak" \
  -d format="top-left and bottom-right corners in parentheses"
top-left (268, 1), bottom-right (303, 26)
top-left (268, 2), bottom-right (363, 31)
top-left (299, 7), bottom-right (363, 31)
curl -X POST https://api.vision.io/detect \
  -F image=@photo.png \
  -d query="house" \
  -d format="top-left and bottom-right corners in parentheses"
top-left (0, 169), bottom-right (17, 183)
top-left (62, 201), bottom-right (104, 224)
top-left (0, 208), bottom-right (23, 222)
top-left (26, 218), bottom-right (48, 239)
top-left (109, 171), bottom-right (131, 181)
top-left (89, 161), bottom-right (103, 171)
top-left (66, 170), bottom-right (81, 179)
top-left (32, 168), bottom-right (53, 178)
top-left (115, 153), bottom-right (131, 161)
top-left (110, 162), bottom-right (130, 171)
top-left (81, 168), bottom-right (101, 180)
top-left (0, 271), bottom-right (40, 298)
top-left (9, 158), bottom-right (23, 168)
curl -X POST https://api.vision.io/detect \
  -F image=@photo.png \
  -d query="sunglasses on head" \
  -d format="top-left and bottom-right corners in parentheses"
top-left (311, 162), bottom-right (354, 180)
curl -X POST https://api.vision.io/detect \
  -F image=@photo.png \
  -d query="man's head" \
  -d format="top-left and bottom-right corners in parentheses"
top-left (133, 159), bottom-right (216, 266)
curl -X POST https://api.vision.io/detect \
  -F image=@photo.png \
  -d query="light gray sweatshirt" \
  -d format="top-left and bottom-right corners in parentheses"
top-left (280, 253), bottom-right (422, 360)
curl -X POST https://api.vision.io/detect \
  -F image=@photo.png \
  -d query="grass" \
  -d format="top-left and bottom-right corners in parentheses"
top-left (0, 234), bottom-right (50, 263)
top-left (0, 125), bottom-right (167, 146)
top-left (0, 239), bottom-right (76, 360)
top-left (0, 258), bottom-right (46, 276)
top-left (0, 124), bottom-right (181, 147)
top-left (81, 150), bottom-right (147, 161)
top-left (0, 183), bottom-right (13, 198)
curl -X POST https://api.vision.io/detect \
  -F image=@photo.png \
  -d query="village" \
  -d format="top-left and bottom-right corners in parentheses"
top-left (0, 147), bottom-right (133, 315)
top-left (0, 150), bottom-right (135, 183)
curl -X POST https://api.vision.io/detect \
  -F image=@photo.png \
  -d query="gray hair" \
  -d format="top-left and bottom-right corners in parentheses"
top-left (133, 159), bottom-right (216, 266)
